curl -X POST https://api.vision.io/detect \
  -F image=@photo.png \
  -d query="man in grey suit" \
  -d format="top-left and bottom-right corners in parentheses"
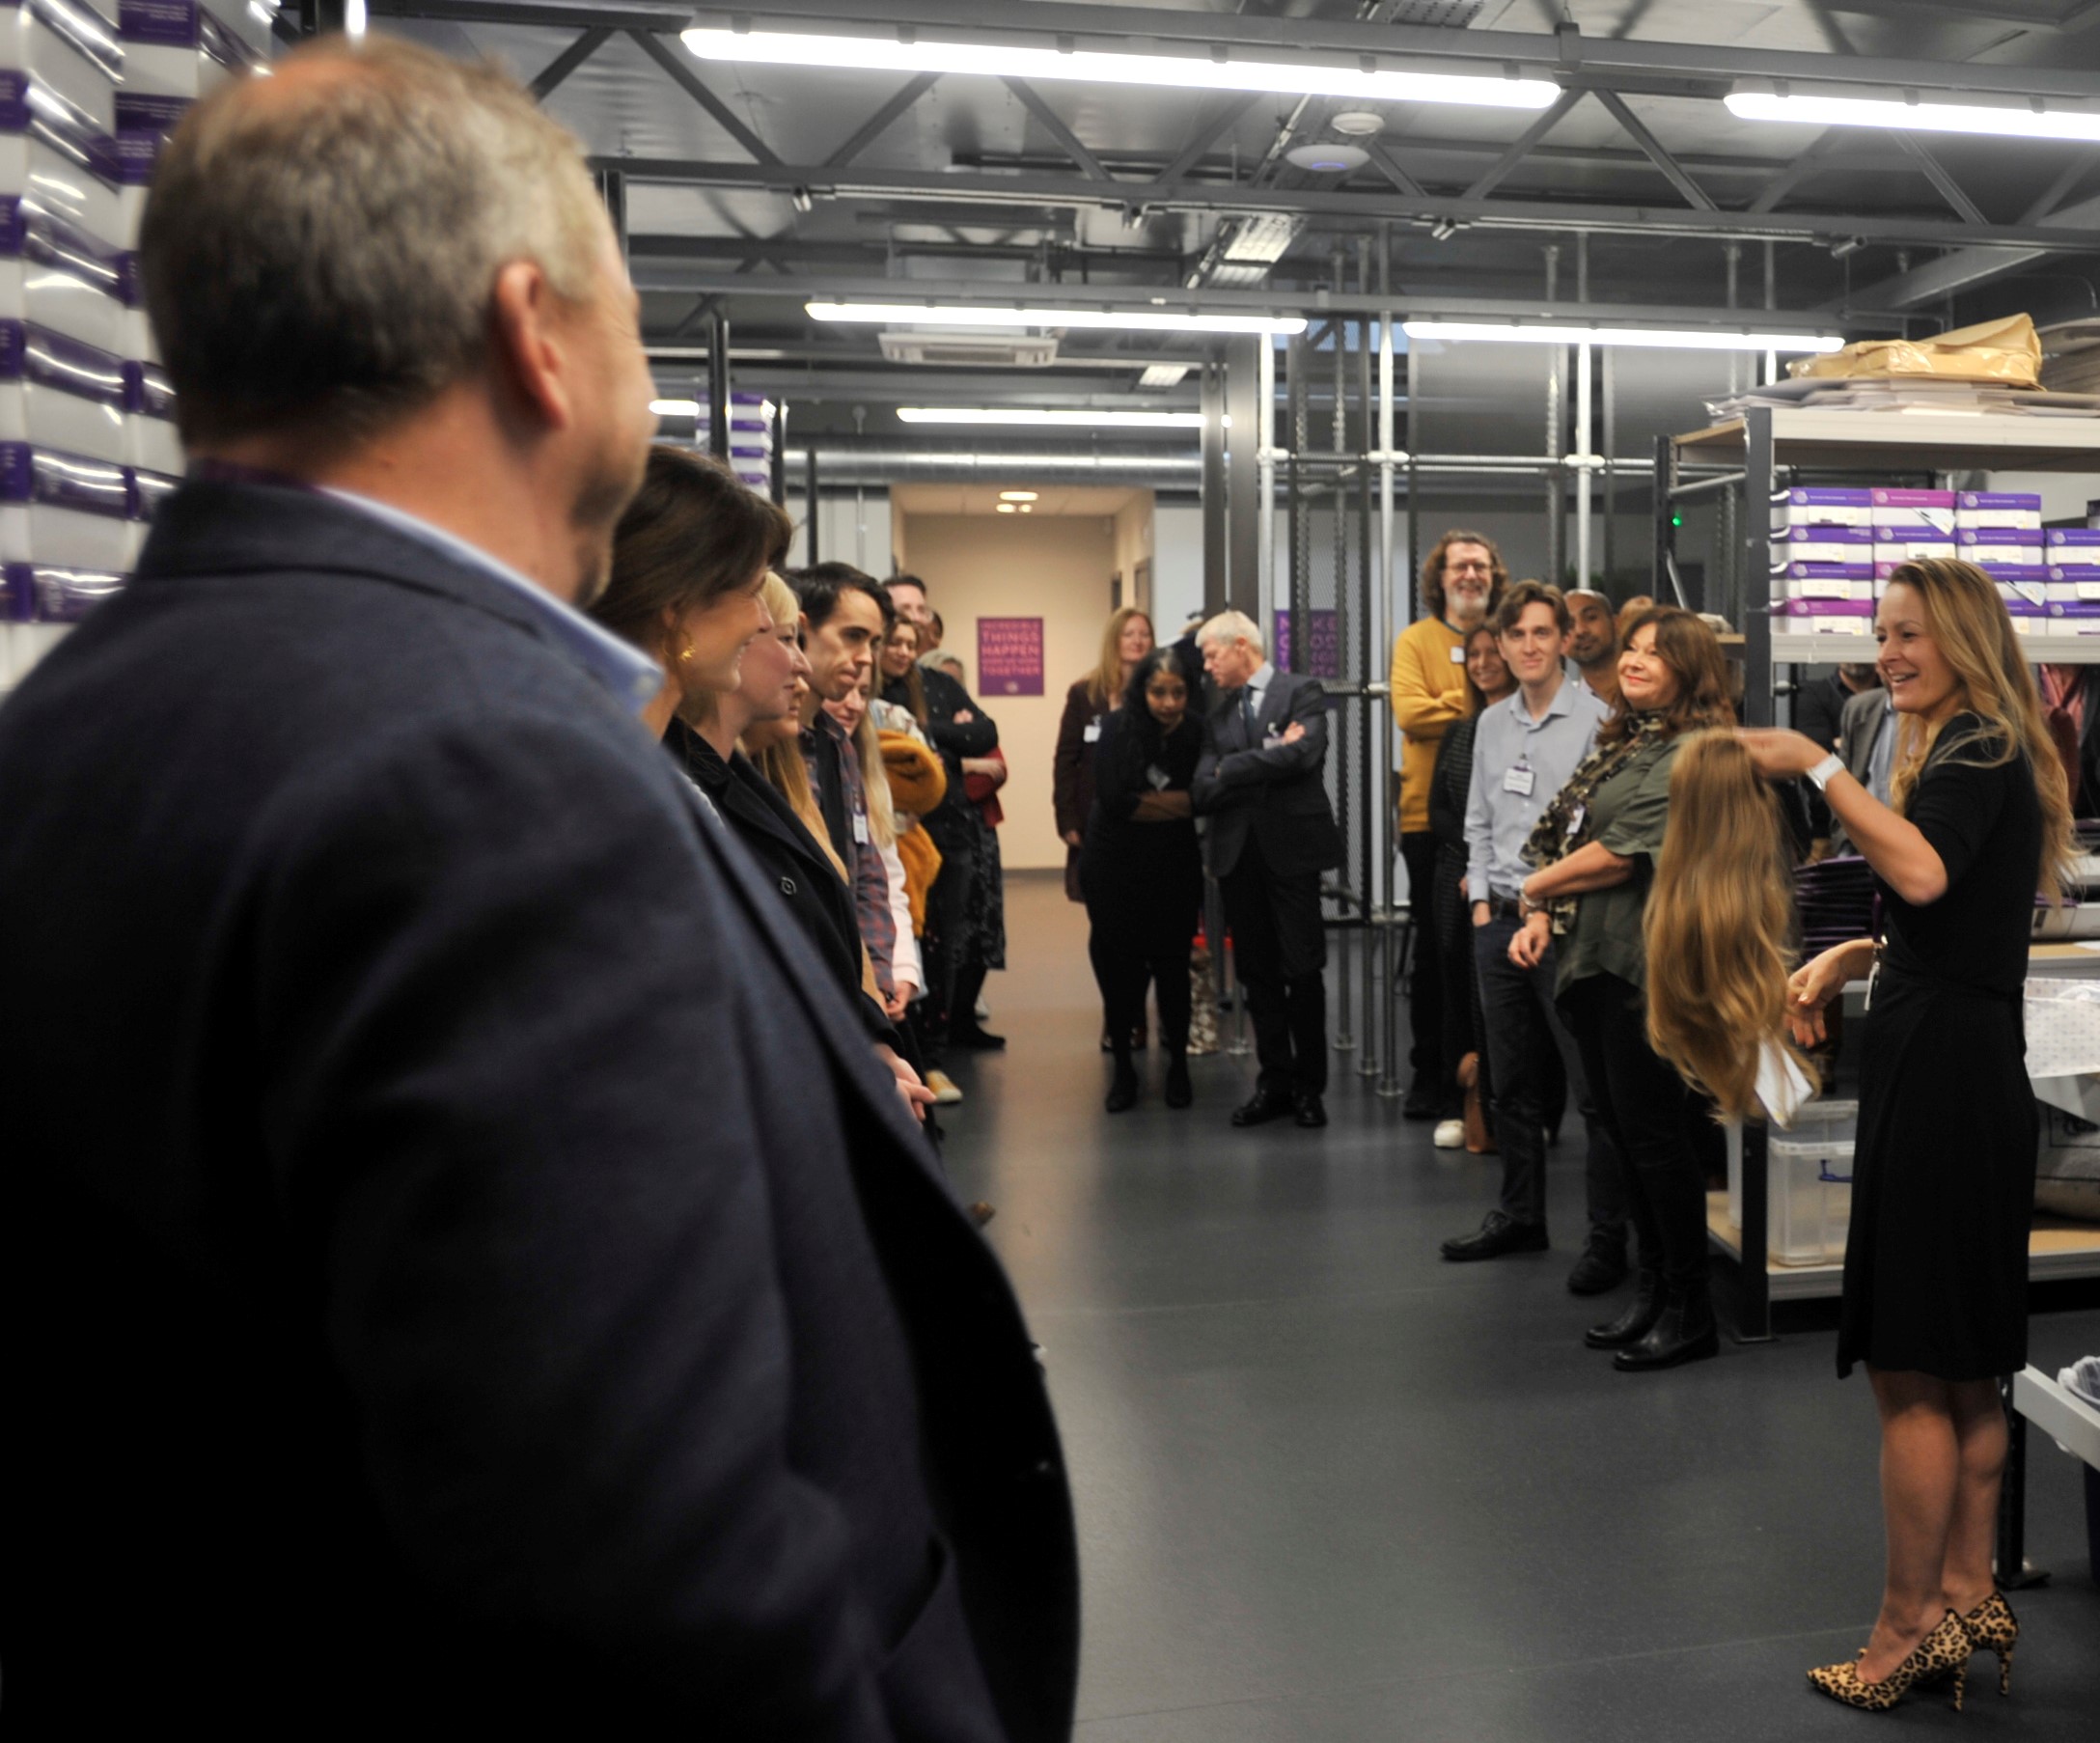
top-left (1194, 610), bottom-right (1344, 1128)
top-left (0, 38), bottom-right (1074, 1736)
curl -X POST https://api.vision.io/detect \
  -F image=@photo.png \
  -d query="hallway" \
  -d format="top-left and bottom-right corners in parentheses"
top-left (944, 872), bottom-right (2100, 1741)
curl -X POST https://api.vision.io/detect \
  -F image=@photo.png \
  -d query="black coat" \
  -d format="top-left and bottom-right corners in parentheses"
top-left (0, 481), bottom-right (1077, 1737)
top-left (1192, 668), bottom-right (1344, 878)
top-left (1079, 708), bottom-right (1202, 951)
top-left (890, 666), bottom-right (996, 855)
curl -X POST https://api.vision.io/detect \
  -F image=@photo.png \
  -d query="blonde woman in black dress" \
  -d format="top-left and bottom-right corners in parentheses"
top-left (1741, 559), bottom-right (2074, 1713)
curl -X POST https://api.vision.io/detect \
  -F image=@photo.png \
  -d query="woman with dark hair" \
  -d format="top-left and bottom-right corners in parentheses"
top-left (1081, 646), bottom-right (1204, 1113)
top-left (1509, 606), bottom-right (1735, 1371)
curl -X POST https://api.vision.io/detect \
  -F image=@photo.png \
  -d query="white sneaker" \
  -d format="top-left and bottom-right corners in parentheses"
top-left (975, 996), bottom-right (991, 1022)
top-left (926, 1068), bottom-right (964, 1105)
top-left (1432, 1119), bottom-right (1466, 1149)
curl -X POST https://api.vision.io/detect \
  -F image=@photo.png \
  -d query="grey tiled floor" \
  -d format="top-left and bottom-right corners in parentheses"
top-left (946, 872), bottom-right (2100, 1741)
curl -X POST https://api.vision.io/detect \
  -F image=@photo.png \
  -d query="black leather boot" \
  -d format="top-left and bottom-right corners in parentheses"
top-left (1613, 1279), bottom-right (1719, 1372)
top-left (1164, 1053), bottom-right (1192, 1109)
top-left (1583, 1269), bottom-right (1662, 1349)
top-left (1105, 1053), bottom-right (1140, 1114)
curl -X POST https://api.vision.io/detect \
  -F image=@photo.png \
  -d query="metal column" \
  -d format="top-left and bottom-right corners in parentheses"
top-left (1201, 362), bottom-right (1227, 615)
top-left (1226, 336), bottom-right (1262, 619)
top-left (1257, 339), bottom-right (1277, 636)
top-left (1574, 341), bottom-right (1593, 589)
top-left (1741, 407), bottom-right (1776, 728)
top-left (706, 313), bottom-right (730, 462)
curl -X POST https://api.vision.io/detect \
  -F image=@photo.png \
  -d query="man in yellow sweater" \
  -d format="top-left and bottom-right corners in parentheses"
top-left (1390, 529), bottom-right (1507, 1120)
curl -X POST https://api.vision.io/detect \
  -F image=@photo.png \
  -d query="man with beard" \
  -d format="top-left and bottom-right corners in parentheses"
top-left (1390, 530), bottom-right (1508, 1120)
top-left (1564, 587), bottom-right (1622, 709)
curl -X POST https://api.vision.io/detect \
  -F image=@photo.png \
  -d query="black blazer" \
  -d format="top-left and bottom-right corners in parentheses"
top-left (1192, 668), bottom-right (1344, 878)
top-left (0, 481), bottom-right (1077, 1736)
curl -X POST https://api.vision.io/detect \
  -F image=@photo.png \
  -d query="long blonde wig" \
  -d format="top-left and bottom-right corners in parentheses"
top-left (1881, 558), bottom-right (2076, 896)
top-left (1643, 732), bottom-right (1815, 1120)
top-left (1087, 606), bottom-right (1154, 710)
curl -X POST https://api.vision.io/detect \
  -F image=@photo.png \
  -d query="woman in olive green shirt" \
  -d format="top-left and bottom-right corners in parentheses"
top-left (1509, 608), bottom-right (1737, 1371)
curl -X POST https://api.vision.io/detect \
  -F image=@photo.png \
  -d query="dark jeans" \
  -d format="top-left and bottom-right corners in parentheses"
top-left (922, 830), bottom-right (978, 1045)
top-left (1221, 838), bottom-right (1327, 1097)
top-left (1558, 971), bottom-right (1712, 1293)
top-left (1088, 934), bottom-right (1194, 1057)
top-left (1473, 917), bottom-right (1628, 1240)
top-left (1400, 830), bottom-right (1451, 1107)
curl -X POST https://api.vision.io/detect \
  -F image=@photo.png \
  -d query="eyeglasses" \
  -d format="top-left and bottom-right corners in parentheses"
top-left (1446, 561), bottom-right (1493, 575)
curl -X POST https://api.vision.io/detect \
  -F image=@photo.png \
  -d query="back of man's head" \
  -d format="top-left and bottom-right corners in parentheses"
top-left (142, 36), bottom-right (606, 452)
top-left (791, 562), bottom-right (891, 630)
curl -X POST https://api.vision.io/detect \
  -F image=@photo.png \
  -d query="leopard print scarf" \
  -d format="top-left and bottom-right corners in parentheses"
top-left (1521, 711), bottom-right (1669, 936)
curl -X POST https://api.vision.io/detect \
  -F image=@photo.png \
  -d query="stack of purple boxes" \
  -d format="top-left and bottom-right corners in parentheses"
top-left (2045, 494), bottom-right (2100, 635)
top-left (0, 0), bottom-right (269, 689)
top-left (693, 392), bottom-right (777, 494)
top-left (1771, 486), bottom-right (1877, 641)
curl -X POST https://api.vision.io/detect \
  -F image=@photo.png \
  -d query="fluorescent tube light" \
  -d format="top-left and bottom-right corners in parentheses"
top-left (898, 407), bottom-right (1208, 429)
top-left (684, 28), bottom-right (1558, 111)
top-left (650, 399), bottom-right (701, 416)
top-left (1726, 87), bottom-right (2100, 145)
top-left (998, 490), bottom-right (1039, 501)
top-left (1403, 320), bottom-right (1843, 353)
top-left (1137, 364), bottom-right (1192, 389)
top-left (811, 300), bottom-right (1306, 336)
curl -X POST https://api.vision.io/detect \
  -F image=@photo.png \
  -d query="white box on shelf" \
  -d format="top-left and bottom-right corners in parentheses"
top-left (2046, 601), bottom-right (2100, 634)
top-left (1960, 527), bottom-right (2046, 565)
top-left (0, 318), bottom-right (124, 460)
top-left (1775, 597), bottom-right (1875, 634)
top-left (3, 554), bottom-right (121, 620)
top-left (1771, 486), bottom-right (1872, 531)
top-left (0, 439), bottom-right (128, 566)
top-left (0, 198), bottom-right (124, 352)
top-left (1873, 537), bottom-right (1956, 563)
top-left (0, 80), bottom-right (124, 236)
top-left (1772, 526), bottom-right (1874, 566)
top-left (2049, 565), bottom-right (2100, 602)
top-left (1956, 490), bottom-right (2043, 530)
top-left (1871, 487), bottom-right (1955, 532)
top-left (0, 2), bottom-right (124, 136)
top-left (116, 1), bottom-right (261, 98)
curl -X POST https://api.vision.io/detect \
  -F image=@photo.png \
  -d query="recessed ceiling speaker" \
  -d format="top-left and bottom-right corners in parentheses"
top-left (1285, 143), bottom-right (1369, 173)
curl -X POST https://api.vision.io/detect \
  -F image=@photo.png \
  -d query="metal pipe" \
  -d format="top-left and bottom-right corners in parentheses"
top-left (1378, 307), bottom-right (1405, 1098)
top-left (1331, 293), bottom-right (1353, 1057)
top-left (706, 312), bottom-right (731, 461)
top-left (1257, 338), bottom-right (1277, 639)
top-left (1575, 341), bottom-right (1593, 589)
top-left (804, 437), bottom-right (819, 566)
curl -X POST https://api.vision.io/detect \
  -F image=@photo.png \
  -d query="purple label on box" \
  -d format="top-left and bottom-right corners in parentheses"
top-left (0, 69), bottom-right (118, 182)
top-left (0, 69), bottom-right (28, 133)
top-left (2002, 597), bottom-right (2045, 616)
top-left (1776, 598), bottom-right (1875, 617)
top-left (116, 0), bottom-right (197, 46)
top-left (1978, 563), bottom-right (2051, 581)
top-left (1777, 562), bottom-right (1874, 581)
top-left (1872, 487), bottom-right (1956, 509)
top-left (2046, 528), bottom-right (2100, 547)
top-left (0, 320), bottom-right (127, 405)
top-left (1773, 486), bottom-right (1871, 508)
top-left (2047, 600), bottom-right (2100, 618)
top-left (123, 360), bottom-right (173, 420)
top-left (127, 462), bottom-right (176, 520)
top-left (115, 248), bottom-right (137, 307)
top-left (1959, 492), bottom-right (2043, 512)
top-left (1, 560), bottom-right (125, 622)
top-left (112, 128), bottom-right (158, 184)
top-left (1773, 525), bottom-right (1873, 546)
top-left (113, 90), bottom-right (189, 132)
top-left (0, 442), bottom-right (131, 515)
top-left (1959, 527), bottom-right (2042, 547)
top-left (2050, 565), bottom-right (2100, 581)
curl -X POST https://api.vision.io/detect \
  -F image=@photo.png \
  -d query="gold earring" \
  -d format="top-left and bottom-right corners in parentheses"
top-left (677, 646), bottom-right (694, 664)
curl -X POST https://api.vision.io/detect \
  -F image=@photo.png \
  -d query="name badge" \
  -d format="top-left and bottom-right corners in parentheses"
top-left (1263, 730), bottom-right (1286, 749)
top-left (1083, 719), bottom-right (1103, 743)
top-left (1564, 802), bottom-right (1586, 837)
top-left (852, 811), bottom-right (870, 844)
top-left (1503, 764), bottom-right (1535, 797)
top-left (1450, 645), bottom-right (1467, 664)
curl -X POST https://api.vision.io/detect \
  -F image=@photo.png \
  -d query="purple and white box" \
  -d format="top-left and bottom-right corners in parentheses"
top-left (2045, 600), bottom-right (2100, 634)
top-left (2045, 528), bottom-right (2100, 554)
top-left (122, 357), bottom-right (176, 472)
top-left (1872, 529), bottom-right (1956, 563)
top-left (1956, 490), bottom-right (2043, 531)
top-left (0, 0), bottom-right (125, 136)
top-left (1993, 572), bottom-right (2051, 609)
top-left (1777, 561), bottom-right (1874, 600)
top-left (1770, 486), bottom-right (1872, 531)
top-left (0, 72), bottom-right (124, 238)
top-left (122, 457), bottom-right (172, 566)
top-left (1959, 526), bottom-right (2045, 565)
top-left (116, 3), bottom-right (260, 99)
top-left (0, 198), bottom-right (124, 355)
top-left (0, 318), bottom-right (125, 461)
top-left (0, 438), bottom-right (129, 567)
top-left (1871, 487), bottom-right (1956, 533)
top-left (2047, 563), bottom-right (2100, 602)
top-left (1775, 597), bottom-right (1875, 636)
top-left (1771, 525), bottom-right (1874, 566)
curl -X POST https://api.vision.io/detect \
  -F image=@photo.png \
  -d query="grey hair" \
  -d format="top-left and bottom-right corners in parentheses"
top-left (141, 35), bottom-right (608, 448)
top-left (1196, 609), bottom-right (1264, 654)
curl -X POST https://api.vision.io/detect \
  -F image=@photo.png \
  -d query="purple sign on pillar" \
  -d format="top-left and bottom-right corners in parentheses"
top-left (1272, 608), bottom-right (1341, 679)
top-left (978, 616), bottom-right (1045, 697)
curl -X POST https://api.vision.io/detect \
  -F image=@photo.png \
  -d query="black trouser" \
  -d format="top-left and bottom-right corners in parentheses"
top-left (921, 828), bottom-right (977, 1045)
top-left (1558, 972), bottom-right (1712, 1295)
top-left (1221, 838), bottom-right (1327, 1097)
top-left (1087, 930), bottom-right (1194, 1057)
top-left (1399, 829), bottom-right (1451, 1107)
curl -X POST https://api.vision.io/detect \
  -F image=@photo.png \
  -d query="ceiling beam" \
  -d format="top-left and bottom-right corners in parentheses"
top-left (1364, 140), bottom-right (1426, 201)
top-left (624, 28), bottom-right (782, 165)
top-left (1844, 189), bottom-right (2100, 310)
top-left (1001, 78), bottom-right (1112, 183)
top-left (821, 71), bottom-right (941, 169)
top-left (1592, 89), bottom-right (1717, 213)
top-left (679, 3), bottom-right (2100, 106)
top-left (1893, 131), bottom-right (1989, 229)
top-left (593, 156), bottom-right (2100, 255)
top-left (2019, 150), bottom-right (2100, 224)
top-left (527, 25), bottom-right (611, 99)
top-left (1155, 95), bottom-right (1263, 186)
top-left (1462, 89), bottom-right (1583, 202)
top-left (369, 1), bottom-right (686, 28)
top-left (1747, 130), bottom-right (1845, 214)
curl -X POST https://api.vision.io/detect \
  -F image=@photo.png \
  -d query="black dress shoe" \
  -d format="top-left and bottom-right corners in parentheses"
top-left (1164, 1056), bottom-right (1193, 1108)
top-left (949, 1025), bottom-right (1006, 1052)
top-left (1401, 1081), bottom-right (1439, 1120)
top-left (1440, 1210), bottom-right (1550, 1262)
top-left (1584, 1271), bottom-right (1663, 1348)
top-left (1565, 1239), bottom-right (1630, 1296)
top-left (1105, 1058), bottom-right (1139, 1114)
top-left (1293, 1092), bottom-right (1328, 1128)
top-left (1230, 1090), bottom-right (1295, 1127)
top-left (1613, 1286), bottom-right (1719, 1372)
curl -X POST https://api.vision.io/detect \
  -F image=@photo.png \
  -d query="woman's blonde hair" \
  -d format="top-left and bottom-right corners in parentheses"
top-left (848, 693), bottom-right (898, 850)
top-left (1643, 732), bottom-right (1815, 1120)
top-left (1088, 607), bottom-right (1154, 709)
top-left (1881, 558), bottom-right (2076, 895)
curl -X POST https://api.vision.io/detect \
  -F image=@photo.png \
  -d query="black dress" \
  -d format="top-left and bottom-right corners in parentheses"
top-left (1840, 714), bottom-right (2042, 1380)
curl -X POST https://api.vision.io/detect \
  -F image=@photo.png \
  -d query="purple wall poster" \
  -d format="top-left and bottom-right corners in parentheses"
top-left (978, 616), bottom-right (1045, 697)
top-left (1271, 608), bottom-right (1341, 680)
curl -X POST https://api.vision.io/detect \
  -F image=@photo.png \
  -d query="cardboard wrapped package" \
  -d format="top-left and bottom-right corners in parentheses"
top-left (1789, 315), bottom-right (2043, 388)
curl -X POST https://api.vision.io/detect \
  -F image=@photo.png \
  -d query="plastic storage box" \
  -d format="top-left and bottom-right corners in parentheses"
top-left (1727, 1098), bottom-right (1859, 1266)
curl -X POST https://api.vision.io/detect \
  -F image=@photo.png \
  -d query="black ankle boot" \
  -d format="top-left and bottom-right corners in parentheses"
top-left (1164, 1053), bottom-right (1192, 1108)
top-left (1105, 1055), bottom-right (1140, 1114)
top-left (1613, 1282), bottom-right (1719, 1372)
top-left (1584, 1270), bottom-right (1662, 1349)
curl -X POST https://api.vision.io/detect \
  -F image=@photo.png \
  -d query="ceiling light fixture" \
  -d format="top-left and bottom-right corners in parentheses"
top-left (649, 398), bottom-right (701, 416)
top-left (1331, 110), bottom-right (1386, 137)
top-left (1137, 363), bottom-right (1193, 389)
top-left (998, 489), bottom-right (1039, 501)
top-left (898, 406), bottom-right (1208, 428)
top-left (1285, 142), bottom-right (1369, 173)
top-left (1726, 85), bottom-right (2100, 144)
top-left (683, 28), bottom-right (1559, 110)
top-left (996, 502), bottom-right (1018, 512)
top-left (1402, 319), bottom-right (1843, 353)
top-left (811, 300), bottom-right (1306, 336)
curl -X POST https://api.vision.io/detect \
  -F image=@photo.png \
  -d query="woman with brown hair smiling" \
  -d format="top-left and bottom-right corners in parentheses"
top-left (1509, 606), bottom-right (1735, 1373)
top-left (1741, 558), bottom-right (2074, 1713)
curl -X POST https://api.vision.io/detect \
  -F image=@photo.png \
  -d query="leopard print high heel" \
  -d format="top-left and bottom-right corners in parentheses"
top-left (1807, 1611), bottom-right (1970, 1713)
top-left (1959, 1590), bottom-right (2019, 1698)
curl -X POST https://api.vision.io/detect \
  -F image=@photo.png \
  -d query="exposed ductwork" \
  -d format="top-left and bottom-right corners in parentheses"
top-left (776, 439), bottom-right (1201, 486)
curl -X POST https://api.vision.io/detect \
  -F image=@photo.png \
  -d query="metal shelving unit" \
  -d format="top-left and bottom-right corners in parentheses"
top-left (1655, 408), bottom-right (2100, 1341)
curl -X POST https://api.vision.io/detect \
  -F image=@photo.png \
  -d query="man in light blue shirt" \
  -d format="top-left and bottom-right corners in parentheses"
top-left (1442, 582), bottom-right (1628, 1290)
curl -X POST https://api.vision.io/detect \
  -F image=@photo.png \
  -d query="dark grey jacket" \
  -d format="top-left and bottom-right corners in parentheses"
top-left (1192, 667), bottom-right (1344, 878)
top-left (0, 481), bottom-right (1077, 1737)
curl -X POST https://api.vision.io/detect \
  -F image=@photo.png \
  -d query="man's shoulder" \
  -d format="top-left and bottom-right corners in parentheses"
top-left (1396, 616), bottom-right (1452, 650)
top-left (1839, 684), bottom-right (1885, 726)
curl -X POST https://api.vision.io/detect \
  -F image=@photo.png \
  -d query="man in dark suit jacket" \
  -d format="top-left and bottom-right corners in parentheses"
top-left (1193, 610), bottom-right (1345, 1128)
top-left (0, 39), bottom-right (1076, 1737)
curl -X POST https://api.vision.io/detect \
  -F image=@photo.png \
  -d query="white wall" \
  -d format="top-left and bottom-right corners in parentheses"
top-left (787, 489), bottom-right (895, 577)
top-left (1150, 503), bottom-right (1205, 637)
